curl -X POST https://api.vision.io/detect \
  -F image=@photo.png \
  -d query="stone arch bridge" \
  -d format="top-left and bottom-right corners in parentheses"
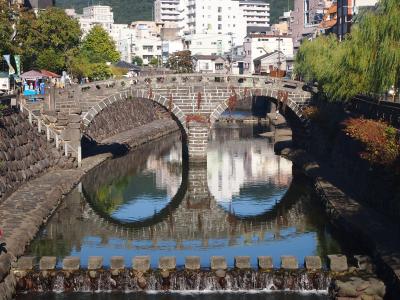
top-left (36, 74), bottom-right (312, 163)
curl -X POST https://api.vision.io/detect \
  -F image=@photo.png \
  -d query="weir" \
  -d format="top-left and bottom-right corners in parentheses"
top-left (14, 255), bottom-right (336, 293)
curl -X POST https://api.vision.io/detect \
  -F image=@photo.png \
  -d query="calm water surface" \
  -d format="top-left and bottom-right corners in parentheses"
top-left (27, 123), bottom-right (342, 268)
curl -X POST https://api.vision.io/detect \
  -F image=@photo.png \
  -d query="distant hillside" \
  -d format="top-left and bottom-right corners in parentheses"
top-left (55, 0), bottom-right (293, 25)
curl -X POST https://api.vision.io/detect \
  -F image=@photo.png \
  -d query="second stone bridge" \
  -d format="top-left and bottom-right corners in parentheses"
top-left (40, 74), bottom-right (312, 163)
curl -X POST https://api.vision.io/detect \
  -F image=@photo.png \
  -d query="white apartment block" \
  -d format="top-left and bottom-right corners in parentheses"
top-left (154, 0), bottom-right (270, 55)
top-left (184, 33), bottom-right (237, 56)
top-left (243, 35), bottom-right (294, 74)
top-left (239, 1), bottom-right (270, 28)
top-left (154, 0), bottom-right (186, 28)
top-left (78, 5), bottom-right (114, 36)
top-left (130, 22), bottom-right (163, 65)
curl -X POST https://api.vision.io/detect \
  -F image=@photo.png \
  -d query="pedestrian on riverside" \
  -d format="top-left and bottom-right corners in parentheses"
top-left (0, 229), bottom-right (6, 255)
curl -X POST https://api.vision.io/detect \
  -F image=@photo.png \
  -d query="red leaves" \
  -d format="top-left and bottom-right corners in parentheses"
top-left (343, 117), bottom-right (400, 166)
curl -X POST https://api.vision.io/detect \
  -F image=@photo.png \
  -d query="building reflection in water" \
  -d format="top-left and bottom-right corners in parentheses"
top-left (27, 124), bottom-right (342, 268)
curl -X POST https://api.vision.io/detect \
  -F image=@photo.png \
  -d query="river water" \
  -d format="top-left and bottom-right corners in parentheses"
top-left (26, 123), bottom-right (342, 268)
top-left (21, 122), bottom-right (345, 299)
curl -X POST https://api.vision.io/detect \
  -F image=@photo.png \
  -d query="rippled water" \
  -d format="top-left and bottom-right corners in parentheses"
top-left (27, 123), bottom-right (342, 268)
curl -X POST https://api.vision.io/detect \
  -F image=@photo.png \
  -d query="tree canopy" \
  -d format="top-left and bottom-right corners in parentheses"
top-left (0, 0), bottom-right (18, 55)
top-left (166, 51), bottom-right (193, 74)
top-left (12, 7), bottom-right (82, 73)
top-left (294, 0), bottom-right (400, 101)
top-left (81, 25), bottom-right (120, 64)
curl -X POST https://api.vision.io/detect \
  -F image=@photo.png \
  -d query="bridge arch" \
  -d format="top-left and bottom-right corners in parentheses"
top-left (76, 75), bottom-right (312, 162)
top-left (209, 87), bottom-right (308, 125)
top-left (81, 89), bottom-right (186, 131)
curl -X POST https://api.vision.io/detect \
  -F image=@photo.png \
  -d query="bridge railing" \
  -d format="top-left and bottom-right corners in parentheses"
top-left (60, 74), bottom-right (305, 94)
top-left (130, 73), bottom-right (304, 89)
top-left (19, 102), bottom-right (82, 167)
top-left (349, 95), bottom-right (400, 128)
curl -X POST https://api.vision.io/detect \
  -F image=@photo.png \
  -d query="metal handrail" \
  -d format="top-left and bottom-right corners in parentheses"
top-left (19, 103), bottom-right (82, 167)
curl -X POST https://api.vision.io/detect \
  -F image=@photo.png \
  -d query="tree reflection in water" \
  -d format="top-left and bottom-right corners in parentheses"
top-left (27, 124), bottom-right (342, 267)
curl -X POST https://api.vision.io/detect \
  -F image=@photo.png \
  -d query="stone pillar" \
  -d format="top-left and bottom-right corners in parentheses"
top-left (187, 121), bottom-right (209, 163)
top-left (186, 163), bottom-right (210, 208)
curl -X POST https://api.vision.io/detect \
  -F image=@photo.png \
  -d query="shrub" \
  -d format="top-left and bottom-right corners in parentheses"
top-left (343, 118), bottom-right (400, 167)
top-left (0, 104), bottom-right (8, 117)
top-left (302, 106), bottom-right (320, 121)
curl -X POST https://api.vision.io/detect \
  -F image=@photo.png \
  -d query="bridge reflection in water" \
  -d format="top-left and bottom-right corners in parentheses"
top-left (27, 124), bottom-right (341, 267)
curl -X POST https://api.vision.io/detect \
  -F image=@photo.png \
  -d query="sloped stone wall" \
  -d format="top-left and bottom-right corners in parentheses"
top-left (84, 97), bottom-right (170, 142)
top-left (0, 111), bottom-right (73, 203)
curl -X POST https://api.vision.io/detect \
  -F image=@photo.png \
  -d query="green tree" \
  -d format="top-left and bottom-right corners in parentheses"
top-left (36, 48), bottom-right (65, 72)
top-left (81, 25), bottom-right (120, 64)
top-left (294, 0), bottom-right (400, 101)
top-left (149, 56), bottom-right (160, 67)
top-left (0, 0), bottom-right (18, 55)
top-left (86, 63), bottom-right (112, 81)
top-left (132, 56), bottom-right (143, 66)
top-left (166, 50), bottom-right (193, 73)
top-left (14, 8), bottom-right (81, 72)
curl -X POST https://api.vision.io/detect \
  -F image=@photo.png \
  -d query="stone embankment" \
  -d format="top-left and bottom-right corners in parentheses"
top-left (281, 148), bottom-right (399, 300)
top-left (0, 115), bottom-right (179, 300)
top-left (0, 111), bottom-right (75, 203)
top-left (12, 254), bottom-right (385, 298)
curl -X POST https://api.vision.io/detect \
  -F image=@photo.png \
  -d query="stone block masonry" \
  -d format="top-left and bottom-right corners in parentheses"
top-left (50, 74), bottom-right (312, 164)
top-left (0, 111), bottom-right (75, 204)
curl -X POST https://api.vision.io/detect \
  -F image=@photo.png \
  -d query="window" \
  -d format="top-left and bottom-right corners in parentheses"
top-left (218, 24), bottom-right (222, 30)
top-left (215, 63), bottom-right (224, 70)
top-left (218, 7), bottom-right (222, 12)
top-left (218, 15), bottom-right (222, 21)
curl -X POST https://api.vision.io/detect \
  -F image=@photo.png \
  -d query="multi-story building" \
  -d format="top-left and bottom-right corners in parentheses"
top-left (317, 3), bottom-right (337, 35)
top-left (77, 5), bottom-right (115, 37)
top-left (239, 0), bottom-right (270, 29)
top-left (154, 0), bottom-right (186, 30)
top-left (291, 0), bottom-right (331, 50)
top-left (243, 35), bottom-right (294, 74)
top-left (336, 0), bottom-right (377, 40)
top-left (130, 21), bottom-right (164, 65)
top-left (155, 0), bottom-right (270, 55)
top-left (11, 0), bottom-right (54, 10)
top-left (272, 11), bottom-right (293, 35)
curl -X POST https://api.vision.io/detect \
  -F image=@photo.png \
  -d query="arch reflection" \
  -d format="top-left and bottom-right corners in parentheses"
top-left (27, 124), bottom-right (342, 265)
top-left (82, 124), bottom-right (298, 236)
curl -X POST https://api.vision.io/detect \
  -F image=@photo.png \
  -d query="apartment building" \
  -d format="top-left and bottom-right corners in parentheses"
top-left (243, 35), bottom-right (294, 74)
top-left (291, 0), bottom-right (331, 50)
top-left (11, 0), bottom-right (54, 10)
top-left (154, 0), bottom-right (186, 29)
top-left (155, 0), bottom-right (270, 55)
top-left (336, 0), bottom-right (377, 40)
top-left (76, 5), bottom-right (115, 37)
top-left (239, 0), bottom-right (270, 29)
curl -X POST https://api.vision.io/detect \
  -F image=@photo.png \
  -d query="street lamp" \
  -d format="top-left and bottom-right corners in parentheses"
top-left (388, 85), bottom-right (397, 102)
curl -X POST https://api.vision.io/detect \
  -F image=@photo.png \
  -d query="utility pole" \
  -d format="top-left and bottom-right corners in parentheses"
top-left (229, 32), bottom-right (234, 74)
top-left (277, 37), bottom-right (283, 71)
